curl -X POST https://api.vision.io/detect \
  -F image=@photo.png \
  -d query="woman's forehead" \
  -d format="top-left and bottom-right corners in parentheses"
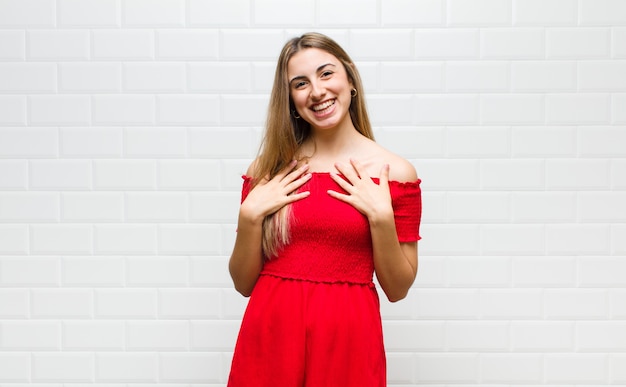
top-left (287, 48), bottom-right (341, 76)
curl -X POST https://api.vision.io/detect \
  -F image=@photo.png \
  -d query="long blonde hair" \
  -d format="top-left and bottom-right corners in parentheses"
top-left (252, 32), bottom-right (374, 257)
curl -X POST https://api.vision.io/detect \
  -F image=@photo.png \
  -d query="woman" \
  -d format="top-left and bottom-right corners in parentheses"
top-left (228, 32), bottom-right (422, 386)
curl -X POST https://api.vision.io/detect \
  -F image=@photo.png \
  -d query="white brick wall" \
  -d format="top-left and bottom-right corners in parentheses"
top-left (0, 0), bottom-right (625, 385)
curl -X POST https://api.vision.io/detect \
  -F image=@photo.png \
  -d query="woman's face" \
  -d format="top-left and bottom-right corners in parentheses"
top-left (287, 47), bottom-right (354, 132)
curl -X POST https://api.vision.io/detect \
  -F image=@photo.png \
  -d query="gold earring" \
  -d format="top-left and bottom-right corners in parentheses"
top-left (351, 88), bottom-right (357, 97)
top-left (292, 109), bottom-right (301, 119)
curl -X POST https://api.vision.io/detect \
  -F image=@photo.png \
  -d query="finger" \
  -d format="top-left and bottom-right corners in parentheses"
top-left (329, 172), bottom-right (354, 193)
top-left (275, 160), bottom-right (298, 180)
top-left (285, 190), bottom-right (310, 203)
top-left (327, 189), bottom-right (350, 202)
top-left (379, 163), bottom-right (390, 186)
top-left (349, 158), bottom-right (369, 180)
top-left (334, 162), bottom-right (359, 183)
top-left (284, 171), bottom-right (312, 193)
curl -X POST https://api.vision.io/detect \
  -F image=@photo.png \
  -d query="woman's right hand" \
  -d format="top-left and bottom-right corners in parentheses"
top-left (240, 160), bottom-right (312, 223)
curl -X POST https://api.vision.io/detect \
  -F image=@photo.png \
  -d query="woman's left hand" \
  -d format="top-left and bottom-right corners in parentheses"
top-left (328, 159), bottom-right (394, 222)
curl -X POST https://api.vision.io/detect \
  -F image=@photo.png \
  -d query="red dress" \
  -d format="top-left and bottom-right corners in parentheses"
top-left (228, 172), bottom-right (422, 387)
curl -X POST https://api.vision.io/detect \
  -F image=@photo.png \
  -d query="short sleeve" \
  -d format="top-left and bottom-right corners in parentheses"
top-left (241, 175), bottom-right (253, 203)
top-left (389, 179), bottom-right (422, 242)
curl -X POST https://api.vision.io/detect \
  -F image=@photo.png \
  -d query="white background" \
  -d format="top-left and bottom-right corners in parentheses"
top-left (1, 0), bottom-right (626, 385)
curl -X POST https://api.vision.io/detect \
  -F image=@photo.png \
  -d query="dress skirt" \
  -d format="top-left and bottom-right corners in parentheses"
top-left (227, 274), bottom-right (386, 387)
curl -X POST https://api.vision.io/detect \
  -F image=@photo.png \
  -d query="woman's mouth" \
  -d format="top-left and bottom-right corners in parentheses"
top-left (311, 99), bottom-right (336, 116)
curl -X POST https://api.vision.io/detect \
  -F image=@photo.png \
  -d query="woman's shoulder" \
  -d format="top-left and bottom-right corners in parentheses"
top-left (365, 141), bottom-right (417, 183)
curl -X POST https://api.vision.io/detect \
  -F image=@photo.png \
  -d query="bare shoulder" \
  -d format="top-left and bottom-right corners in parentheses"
top-left (245, 158), bottom-right (259, 177)
top-left (363, 140), bottom-right (418, 183)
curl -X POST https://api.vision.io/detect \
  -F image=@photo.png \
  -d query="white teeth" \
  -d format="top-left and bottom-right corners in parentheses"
top-left (312, 99), bottom-right (335, 111)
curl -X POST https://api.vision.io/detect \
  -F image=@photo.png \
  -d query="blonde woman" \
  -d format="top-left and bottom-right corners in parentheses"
top-left (228, 32), bottom-right (422, 387)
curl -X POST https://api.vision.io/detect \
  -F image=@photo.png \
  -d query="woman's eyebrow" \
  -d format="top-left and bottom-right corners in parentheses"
top-left (289, 63), bottom-right (336, 84)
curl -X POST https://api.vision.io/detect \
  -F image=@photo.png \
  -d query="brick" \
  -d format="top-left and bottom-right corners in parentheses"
top-left (188, 62), bottom-right (251, 92)
top-left (96, 353), bottom-right (157, 381)
top-left (127, 256), bottom-right (188, 286)
top-left (159, 225), bottom-right (221, 255)
top-left (188, 0), bottom-right (249, 26)
top-left (578, 322), bottom-right (626, 351)
top-left (578, 257), bottom-right (626, 287)
top-left (190, 320), bottom-right (238, 350)
top-left (63, 321), bottom-right (124, 350)
top-left (0, 257), bottom-right (59, 286)
top-left (614, 28), bottom-right (626, 57)
top-left (419, 225), bottom-right (480, 255)
top-left (415, 95), bottom-right (479, 124)
top-left (221, 160), bottom-right (254, 190)
top-left (513, 0), bottom-right (577, 25)
top-left (612, 354), bottom-right (626, 382)
top-left (0, 289), bottom-right (28, 318)
top-left (30, 160), bottom-right (91, 190)
top-left (124, 127), bottom-right (186, 157)
top-left (0, 225), bottom-right (27, 254)
top-left (545, 289), bottom-right (608, 319)
top-left (511, 61), bottom-right (576, 91)
top-left (158, 160), bottom-right (219, 190)
top-left (94, 160), bottom-right (156, 190)
top-left (31, 225), bottom-right (92, 255)
top-left (0, 321), bottom-right (60, 349)
top-left (59, 62), bottom-right (121, 92)
top-left (95, 289), bottom-right (157, 318)
top-left (62, 257), bottom-right (124, 287)
top-left (448, 0), bottom-right (511, 26)
top-left (579, 192), bottom-right (626, 222)
top-left (127, 321), bottom-right (189, 350)
top-left (93, 30), bottom-right (154, 60)
top-left (222, 95), bottom-right (268, 126)
top-left (318, 0), bottom-right (376, 26)
top-left (160, 353), bottom-right (221, 382)
top-left (123, 63), bottom-right (185, 92)
top-left (30, 95), bottom-right (91, 126)
top-left (511, 322), bottom-right (574, 351)
top-left (188, 128), bottom-right (255, 158)
top-left (0, 127), bottom-right (57, 157)
top-left (446, 62), bottom-right (508, 92)
top-left (579, 61), bottom-right (626, 91)
top-left (415, 289), bottom-right (479, 319)
top-left (123, 0), bottom-right (184, 27)
top-left (367, 96), bottom-right (414, 125)
top-left (0, 96), bottom-right (26, 125)
top-left (0, 30), bottom-right (25, 60)
top-left (251, 62), bottom-right (274, 92)
top-left (126, 192), bottom-right (187, 221)
top-left (383, 321), bottom-right (444, 351)
top-left (512, 256), bottom-right (576, 287)
top-left (350, 29), bottom-right (412, 59)
top-left (61, 193), bottom-right (123, 221)
top-left (481, 28), bottom-right (544, 58)
top-left (0, 0), bottom-right (55, 27)
top-left (60, 127), bottom-right (122, 158)
top-left (380, 290), bottom-right (416, 319)
top-left (480, 289), bottom-right (543, 319)
top-left (546, 159), bottom-right (609, 190)
top-left (416, 354), bottom-right (478, 383)
top-left (28, 30), bottom-right (89, 60)
top-left (415, 29), bottom-right (479, 58)
top-left (511, 192), bottom-right (576, 222)
top-left (611, 289), bottom-right (626, 318)
top-left (32, 353), bottom-right (93, 381)
top-left (159, 289), bottom-right (220, 318)
top-left (94, 95), bottom-right (155, 125)
top-left (58, 0), bottom-right (119, 27)
top-left (545, 225), bottom-right (609, 255)
top-left (614, 94), bottom-right (626, 123)
top-left (547, 28), bottom-right (610, 58)
top-left (31, 289), bottom-right (92, 318)
top-left (413, 256), bottom-right (446, 288)
top-left (0, 353), bottom-right (29, 380)
top-left (446, 127), bottom-right (509, 157)
top-left (511, 126), bottom-right (576, 157)
top-left (0, 160), bottom-right (28, 190)
top-left (447, 193), bottom-right (509, 223)
top-left (613, 225), bottom-right (626, 254)
top-left (189, 192), bottom-right (239, 222)
top-left (254, 0), bottom-right (314, 26)
top-left (386, 353), bottom-right (415, 384)
top-left (481, 354), bottom-right (543, 383)
top-left (447, 256), bottom-right (510, 287)
top-left (381, 62), bottom-right (443, 92)
top-left (580, 0), bottom-right (626, 25)
top-left (0, 192), bottom-right (58, 222)
top-left (381, 0), bottom-right (444, 26)
top-left (94, 225), bottom-right (157, 254)
top-left (580, 126), bottom-right (626, 156)
top-left (220, 288), bottom-right (250, 319)
top-left (545, 354), bottom-right (607, 383)
top-left (0, 63), bottom-right (56, 92)
top-left (481, 160), bottom-right (544, 190)
top-left (446, 321), bottom-right (508, 351)
top-left (157, 30), bottom-right (218, 59)
top-left (190, 256), bottom-right (230, 287)
top-left (156, 95), bottom-right (219, 125)
top-left (481, 94), bottom-right (544, 124)
top-left (377, 127), bottom-right (445, 159)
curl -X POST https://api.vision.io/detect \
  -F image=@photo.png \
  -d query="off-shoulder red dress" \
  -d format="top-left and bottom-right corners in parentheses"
top-left (228, 172), bottom-right (422, 387)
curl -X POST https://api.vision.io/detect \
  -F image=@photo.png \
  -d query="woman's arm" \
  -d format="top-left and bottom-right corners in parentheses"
top-left (228, 161), bottom-right (312, 296)
top-left (329, 159), bottom-right (418, 302)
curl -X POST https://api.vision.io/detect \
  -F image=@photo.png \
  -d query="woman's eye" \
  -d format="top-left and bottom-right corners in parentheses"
top-left (321, 71), bottom-right (333, 77)
top-left (294, 81), bottom-right (307, 89)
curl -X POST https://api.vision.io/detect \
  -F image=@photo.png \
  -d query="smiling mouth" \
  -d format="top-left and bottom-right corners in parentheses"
top-left (311, 99), bottom-right (335, 113)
